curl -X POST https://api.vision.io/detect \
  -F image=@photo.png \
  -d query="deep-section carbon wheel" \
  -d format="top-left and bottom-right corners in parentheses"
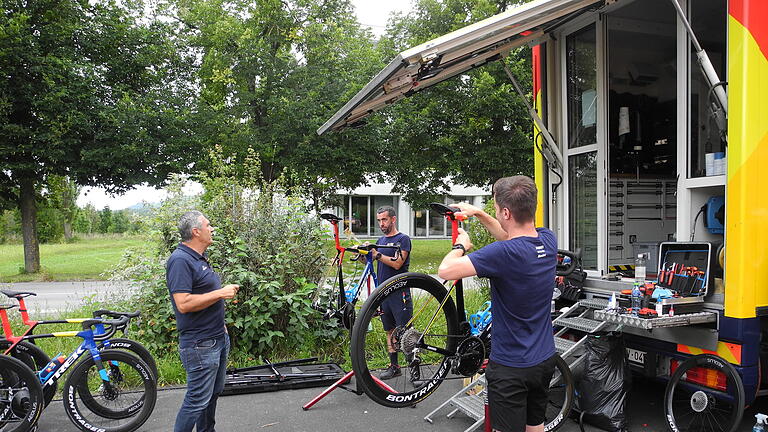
top-left (63, 349), bottom-right (156, 432)
top-left (544, 355), bottom-right (574, 431)
top-left (351, 272), bottom-right (459, 408)
top-left (0, 354), bottom-right (44, 432)
top-left (664, 354), bottom-right (744, 432)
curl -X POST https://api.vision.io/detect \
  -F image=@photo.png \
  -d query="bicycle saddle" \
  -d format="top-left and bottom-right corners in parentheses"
top-left (429, 203), bottom-right (460, 217)
top-left (0, 289), bottom-right (37, 299)
top-left (320, 213), bottom-right (342, 222)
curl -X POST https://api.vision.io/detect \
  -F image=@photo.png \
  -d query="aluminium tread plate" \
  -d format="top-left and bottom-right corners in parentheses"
top-left (579, 298), bottom-right (609, 309)
top-left (554, 337), bottom-right (577, 354)
top-left (553, 316), bottom-right (605, 333)
top-left (451, 392), bottom-right (485, 420)
top-left (593, 310), bottom-right (717, 329)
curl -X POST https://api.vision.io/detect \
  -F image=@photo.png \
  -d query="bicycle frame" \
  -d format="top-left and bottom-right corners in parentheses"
top-left (0, 292), bottom-right (118, 355)
top-left (317, 213), bottom-right (400, 323)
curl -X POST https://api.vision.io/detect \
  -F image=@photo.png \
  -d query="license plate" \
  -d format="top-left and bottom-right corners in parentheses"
top-left (626, 348), bottom-right (646, 365)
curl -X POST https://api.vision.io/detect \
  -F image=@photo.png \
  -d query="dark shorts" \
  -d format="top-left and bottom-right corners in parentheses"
top-left (486, 355), bottom-right (557, 432)
top-left (380, 289), bottom-right (413, 331)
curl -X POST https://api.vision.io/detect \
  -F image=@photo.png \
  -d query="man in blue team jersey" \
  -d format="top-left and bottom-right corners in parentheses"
top-left (166, 210), bottom-right (239, 432)
top-left (370, 205), bottom-right (412, 380)
top-left (437, 176), bottom-right (557, 432)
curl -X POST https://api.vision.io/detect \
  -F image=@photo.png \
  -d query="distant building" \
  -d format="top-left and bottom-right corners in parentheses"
top-left (326, 181), bottom-right (490, 238)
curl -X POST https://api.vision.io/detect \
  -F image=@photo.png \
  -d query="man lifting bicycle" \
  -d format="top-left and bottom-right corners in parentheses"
top-left (370, 205), bottom-right (413, 380)
top-left (437, 176), bottom-right (558, 432)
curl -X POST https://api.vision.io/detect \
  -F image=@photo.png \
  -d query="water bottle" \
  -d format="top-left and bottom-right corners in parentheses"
top-left (754, 413), bottom-right (768, 432)
top-left (40, 353), bottom-right (66, 381)
top-left (635, 253), bottom-right (647, 283)
top-left (631, 282), bottom-right (642, 316)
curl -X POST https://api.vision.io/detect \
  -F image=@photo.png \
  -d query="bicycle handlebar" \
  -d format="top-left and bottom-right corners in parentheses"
top-left (556, 249), bottom-right (581, 277)
top-left (82, 315), bottom-right (130, 340)
top-left (345, 244), bottom-right (402, 262)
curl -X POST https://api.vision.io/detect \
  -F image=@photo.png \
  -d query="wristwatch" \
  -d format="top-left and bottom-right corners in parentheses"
top-left (451, 244), bottom-right (466, 256)
top-left (375, 252), bottom-right (383, 261)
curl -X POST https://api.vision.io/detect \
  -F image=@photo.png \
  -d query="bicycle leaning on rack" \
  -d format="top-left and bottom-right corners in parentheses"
top-left (312, 213), bottom-right (401, 329)
top-left (0, 289), bottom-right (158, 408)
top-left (350, 203), bottom-right (579, 431)
top-left (0, 306), bottom-right (156, 432)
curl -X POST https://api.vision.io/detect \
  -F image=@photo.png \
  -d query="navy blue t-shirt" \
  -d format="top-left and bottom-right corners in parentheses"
top-left (376, 232), bottom-right (411, 284)
top-left (468, 228), bottom-right (557, 368)
top-left (166, 243), bottom-right (225, 348)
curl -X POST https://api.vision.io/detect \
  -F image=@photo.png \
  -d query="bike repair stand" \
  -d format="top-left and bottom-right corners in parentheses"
top-left (302, 369), bottom-right (395, 410)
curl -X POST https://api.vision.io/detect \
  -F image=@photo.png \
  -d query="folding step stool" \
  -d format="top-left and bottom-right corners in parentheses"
top-left (424, 374), bottom-right (487, 432)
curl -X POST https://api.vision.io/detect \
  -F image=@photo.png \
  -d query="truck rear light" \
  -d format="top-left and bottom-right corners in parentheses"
top-left (670, 359), bottom-right (727, 391)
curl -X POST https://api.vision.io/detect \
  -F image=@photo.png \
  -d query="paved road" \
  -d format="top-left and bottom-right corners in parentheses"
top-left (35, 374), bottom-right (765, 431)
top-left (0, 281), bottom-right (133, 315)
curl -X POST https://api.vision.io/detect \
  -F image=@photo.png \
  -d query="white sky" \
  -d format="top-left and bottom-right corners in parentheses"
top-left (77, 0), bottom-right (414, 210)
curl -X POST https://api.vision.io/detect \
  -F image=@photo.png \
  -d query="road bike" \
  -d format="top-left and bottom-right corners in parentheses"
top-left (0, 305), bottom-right (156, 432)
top-left (0, 289), bottom-right (158, 407)
top-left (0, 354), bottom-right (44, 432)
top-left (312, 213), bottom-right (401, 329)
top-left (350, 203), bottom-right (578, 431)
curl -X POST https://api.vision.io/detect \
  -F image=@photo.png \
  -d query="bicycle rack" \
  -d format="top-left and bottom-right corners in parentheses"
top-left (222, 357), bottom-right (346, 396)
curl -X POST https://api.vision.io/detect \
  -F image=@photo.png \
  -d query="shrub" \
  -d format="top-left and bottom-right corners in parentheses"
top-left (115, 147), bottom-right (345, 363)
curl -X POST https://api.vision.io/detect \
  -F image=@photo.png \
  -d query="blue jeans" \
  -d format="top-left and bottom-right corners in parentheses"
top-left (174, 333), bottom-right (230, 432)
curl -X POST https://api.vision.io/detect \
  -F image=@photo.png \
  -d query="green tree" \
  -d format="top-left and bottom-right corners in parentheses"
top-left (47, 176), bottom-right (80, 240)
top-left (0, 0), bottom-right (198, 272)
top-left (111, 210), bottom-right (130, 234)
top-left (359, 0), bottom-right (537, 207)
top-left (170, 0), bottom-right (385, 209)
top-left (98, 207), bottom-right (113, 234)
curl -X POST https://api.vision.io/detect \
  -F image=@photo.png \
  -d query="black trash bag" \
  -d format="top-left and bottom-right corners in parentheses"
top-left (573, 332), bottom-right (631, 431)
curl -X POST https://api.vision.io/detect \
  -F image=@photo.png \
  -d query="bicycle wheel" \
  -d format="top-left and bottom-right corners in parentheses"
top-left (0, 354), bottom-right (44, 432)
top-left (0, 340), bottom-right (56, 408)
top-left (664, 354), bottom-right (744, 432)
top-left (63, 350), bottom-right (156, 432)
top-left (351, 272), bottom-right (459, 408)
top-left (98, 338), bottom-right (158, 381)
top-left (544, 355), bottom-right (574, 431)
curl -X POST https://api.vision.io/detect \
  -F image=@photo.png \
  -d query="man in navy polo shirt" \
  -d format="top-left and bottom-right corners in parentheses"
top-left (370, 205), bottom-right (412, 380)
top-left (167, 210), bottom-right (239, 432)
top-left (437, 176), bottom-right (557, 432)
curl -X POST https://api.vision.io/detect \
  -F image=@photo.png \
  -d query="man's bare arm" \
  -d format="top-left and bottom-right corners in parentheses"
top-left (173, 284), bottom-right (239, 314)
top-left (437, 228), bottom-right (477, 280)
top-left (453, 203), bottom-right (507, 241)
top-left (377, 250), bottom-right (409, 270)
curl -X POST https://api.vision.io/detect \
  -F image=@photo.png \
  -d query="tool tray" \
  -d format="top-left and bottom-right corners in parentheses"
top-left (222, 358), bottom-right (346, 396)
top-left (656, 242), bottom-right (712, 297)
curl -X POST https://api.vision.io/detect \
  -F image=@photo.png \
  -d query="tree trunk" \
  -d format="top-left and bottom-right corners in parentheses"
top-left (19, 178), bottom-right (40, 273)
top-left (63, 222), bottom-right (73, 240)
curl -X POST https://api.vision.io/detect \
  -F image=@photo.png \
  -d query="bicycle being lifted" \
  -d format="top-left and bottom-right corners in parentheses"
top-left (350, 203), bottom-right (578, 431)
top-left (311, 213), bottom-right (401, 329)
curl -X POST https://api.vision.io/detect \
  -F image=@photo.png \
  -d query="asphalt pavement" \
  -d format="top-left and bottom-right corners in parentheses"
top-left (0, 281), bottom-right (134, 314)
top-left (34, 373), bottom-right (766, 431)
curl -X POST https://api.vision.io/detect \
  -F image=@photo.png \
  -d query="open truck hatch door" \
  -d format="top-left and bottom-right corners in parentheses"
top-left (317, 0), bottom-right (604, 136)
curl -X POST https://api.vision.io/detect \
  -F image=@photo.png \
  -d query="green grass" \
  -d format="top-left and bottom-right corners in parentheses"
top-left (408, 239), bottom-right (452, 274)
top-left (0, 236), bottom-right (448, 283)
top-left (0, 235), bottom-right (145, 282)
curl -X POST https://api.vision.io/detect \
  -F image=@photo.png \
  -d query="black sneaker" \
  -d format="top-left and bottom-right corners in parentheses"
top-left (379, 364), bottom-right (401, 380)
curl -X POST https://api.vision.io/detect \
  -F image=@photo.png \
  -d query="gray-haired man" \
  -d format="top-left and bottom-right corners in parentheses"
top-left (166, 210), bottom-right (239, 432)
